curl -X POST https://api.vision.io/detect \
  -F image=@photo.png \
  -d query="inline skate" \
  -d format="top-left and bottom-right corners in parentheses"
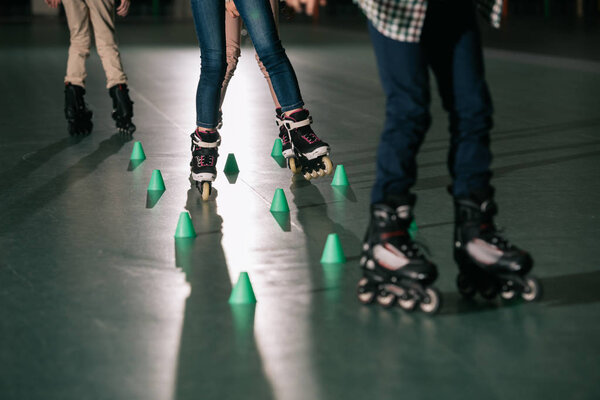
top-left (64, 83), bottom-right (93, 136)
top-left (109, 84), bottom-right (136, 135)
top-left (276, 109), bottom-right (333, 180)
top-left (453, 189), bottom-right (541, 302)
top-left (358, 196), bottom-right (441, 314)
top-left (190, 128), bottom-right (220, 201)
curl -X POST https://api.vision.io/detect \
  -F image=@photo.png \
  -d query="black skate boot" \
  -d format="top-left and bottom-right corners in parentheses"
top-left (109, 84), bottom-right (136, 135)
top-left (358, 195), bottom-right (441, 314)
top-left (64, 83), bottom-right (93, 136)
top-left (278, 109), bottom-right (333, 180)
top-left (275, 108), bottom-right (294, 164)
top-left (453, 189), bottom-right (541, 302)
top-left (190, 128), bottom-right (221, 201)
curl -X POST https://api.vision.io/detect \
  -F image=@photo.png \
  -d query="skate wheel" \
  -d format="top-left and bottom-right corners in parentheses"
top-left (521, 276), bottom-right (542, 302)
top-left (456, 273), bottom-right (476, 299)
top-left (317, 169), bottom-right (325, 177)
top-left (376, 290), bottom-right (396, 308)
top-left (303, 172), bottom-right (312, 180)
top-left (357, 278), bottom-right (376, 305)
top-left (310, 170), bottom-right (319, 179)
top-left (322, 156), bottom-right (333, 175)
top-left (419, 287), bottom-right (442, 314)
top-left (201, 182), bottom-right (211, 201)
top-left (288, 157), bottom-right (300, 174)
top-left (500, 289), bottom-right (517, 300)
top-left (397, 296), bottom-right (417, 312)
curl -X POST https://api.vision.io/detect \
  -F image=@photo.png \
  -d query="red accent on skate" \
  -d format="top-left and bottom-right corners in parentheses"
top-left (381, 231), bottom-right (407, 239)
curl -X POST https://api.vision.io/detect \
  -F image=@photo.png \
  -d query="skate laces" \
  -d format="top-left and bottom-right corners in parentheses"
top-left (300, 128), bottom-right (320, 144)
top-left (195, 153), bottom-right (215, 167)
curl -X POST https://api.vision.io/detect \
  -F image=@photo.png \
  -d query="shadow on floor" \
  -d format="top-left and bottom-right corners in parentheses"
top-left (0, 133), bottom-right (131, 235)
top-left (0, 135), bottom-right (86, 196)
top-left (173, 187), bottom-right (275, 400)
top-left (440, 270), bottom-right (600, 315)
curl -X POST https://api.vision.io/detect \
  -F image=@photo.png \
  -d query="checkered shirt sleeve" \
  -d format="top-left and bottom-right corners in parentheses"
top-left (355, 0), bottom-right (504, 42)
top-left (355, 0), bottom-right (428, 43)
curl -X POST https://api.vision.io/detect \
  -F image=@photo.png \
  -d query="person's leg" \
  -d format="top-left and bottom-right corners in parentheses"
top-left (425, 0), bottom-right (493, 198)
top-left (85, 0), bottom-right (127, 88)
top-left (426, 1), bottom-right (537, 301)
top-left (254, 0), bottom-right (281, 108)
top-left (360, 23), bottom-right (440, 312)
top-left (190, 0), bottom-right (227, 129)
top-left (63, 0), bottom-right (92, 87)
top-left (367, 22), bottom-right (431, 206)
top-left (233, 0), bottom-right (302, 112)
top-left (220, 10), bottom-right (242, 109)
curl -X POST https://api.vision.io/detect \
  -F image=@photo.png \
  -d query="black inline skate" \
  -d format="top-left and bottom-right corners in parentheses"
top-left (109, 84), bottom-right (136, 135)
top-left (190, 128), bottom-right (220, 201)
top-left (276, 109), bottom-right (333, 180)
top-left (64, 83), bottom-right (93, 136)
top-left (453, 189), bottom-right (541, 302)
top-left (358, 195), bottom-right (441, 314)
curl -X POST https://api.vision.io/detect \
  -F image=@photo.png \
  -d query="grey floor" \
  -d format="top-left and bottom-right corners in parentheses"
top-left (1, 17), bottom-right (600, 400)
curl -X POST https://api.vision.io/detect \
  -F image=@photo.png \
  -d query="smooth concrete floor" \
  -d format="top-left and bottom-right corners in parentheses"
top-left (1, 20), bottom-right (600, 400)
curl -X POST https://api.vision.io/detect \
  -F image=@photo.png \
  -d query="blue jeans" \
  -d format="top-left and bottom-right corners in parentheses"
top-left (369, 0), bottom-right (493, 203)
top-left (190, 0), bottom-right (304, 128)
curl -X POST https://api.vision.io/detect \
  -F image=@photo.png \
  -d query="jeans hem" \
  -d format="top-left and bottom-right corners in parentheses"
top-left (280, 101), bottom-right (304, 113)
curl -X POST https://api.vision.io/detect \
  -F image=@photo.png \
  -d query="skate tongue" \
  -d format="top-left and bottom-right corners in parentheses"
top-left (286, 109), bottom-right (309, 122)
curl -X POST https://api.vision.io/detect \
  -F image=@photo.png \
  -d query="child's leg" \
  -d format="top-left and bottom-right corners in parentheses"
top-left (190, 0), bottom-right (227, 129)
top-left (424, 0), bottom-right (493, 199)
top-left (254, 0), bottom-right (281, 108)
top-left (62, 0), bottom-right (92, 87)
top-left (220, 11), bottom-right (242, 109)
top-left (233, 0), bottom-right (303, 113)
top-left (367, 22), bottom-right (431, 205)
top-left (85, 0), bottom-right (127, 89)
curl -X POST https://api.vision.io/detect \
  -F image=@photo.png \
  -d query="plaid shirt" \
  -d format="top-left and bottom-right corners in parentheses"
top-left (356, 0), bottom-right (504, 42)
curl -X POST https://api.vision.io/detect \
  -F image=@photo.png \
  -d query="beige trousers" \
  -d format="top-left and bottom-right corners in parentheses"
top-left (221, 0), bottom-right (281, 109)
top-left (63, 0), bottom-right (127, 88)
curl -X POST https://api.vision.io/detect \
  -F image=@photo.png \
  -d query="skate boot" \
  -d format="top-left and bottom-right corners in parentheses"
top-left (109, 84), bottom-right (136, 135)
top-left (64, 83), bottom-right (93, 136)
top-left (453, 189), bottom-right (541, 302)
top-left (190, 128), bottom-right (221, 201)
top-left (358, 195), bottom-right (441, 314)
top-left (277, 109), bottom-right (333, 180)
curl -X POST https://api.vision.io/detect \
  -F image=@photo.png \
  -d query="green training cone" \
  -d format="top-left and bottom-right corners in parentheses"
top-left (130, 141), bottom-right (146, 161)
top-left (271, 138), bottom-right (283, 157)
top-left (331, 164), bottom-right (349, 186)
top-left (229, 272), bottom-right (257, 304)
top-left (270, 188), bottom-right (290, 212)
top-left (147, 169), bottom-right (166, 191)
top-left (408, 219), bottom-right (418, 239)
top-left (320, 233), bottom-right (346, 264)
top-left (174, 211), bottom-right (197, 238)
top-left (223, 153), bottom-right (240, 174)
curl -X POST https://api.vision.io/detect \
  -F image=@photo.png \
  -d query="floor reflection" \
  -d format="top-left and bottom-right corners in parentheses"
top-left (174, 187), bottom-right (275, 400)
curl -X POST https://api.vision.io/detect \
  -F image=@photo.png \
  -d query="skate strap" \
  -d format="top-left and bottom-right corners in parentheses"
top-left (276, 116), bottom-right (313, 130)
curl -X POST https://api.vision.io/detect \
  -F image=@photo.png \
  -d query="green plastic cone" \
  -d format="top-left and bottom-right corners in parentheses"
top-left (320, 233), bottom-right (346, 264)
top-left (271, 138), bottom-right (283, 157)
top-left (408, 219), bottom-right (418, 239)
top-left (223, 153), bottom-right (239, 174)
top-left (270, 188), bottom-right (290, 212)
top-left (130, 141), bottom-right (146, 161)
top-left (147, 169), bottom-right (166, 191)
top-left (174, 211), bottom-right (196, 238)
top-left (331, 165), bottom-right (349, 186)
top-left (229, 272), bottom-right (257, 304)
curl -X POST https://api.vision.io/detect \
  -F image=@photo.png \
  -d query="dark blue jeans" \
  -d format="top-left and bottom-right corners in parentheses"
top-left (190, 0), bottom-right (304, 128)
top-left (369, 0), bottom-right (493, 203)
